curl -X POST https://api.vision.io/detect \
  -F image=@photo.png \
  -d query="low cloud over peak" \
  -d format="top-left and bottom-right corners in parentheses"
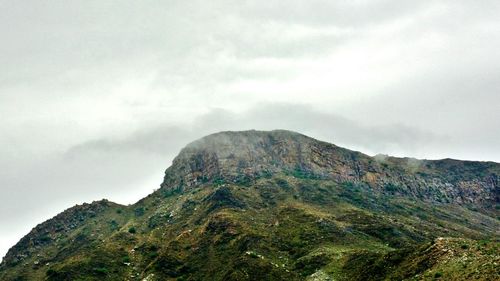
top-left (1, 0), bottom-right (500, 261)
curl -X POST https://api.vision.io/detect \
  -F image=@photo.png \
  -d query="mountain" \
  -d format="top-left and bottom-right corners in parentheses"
top-left (1, 130), bottom-right (498, 281)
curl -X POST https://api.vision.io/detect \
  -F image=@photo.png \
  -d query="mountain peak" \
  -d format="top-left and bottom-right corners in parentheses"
top-left (2, 130), bottom-right (499, 281)
top-left (183, 129), bottom-right (314, 150)
top-left (160, 129), bottom-right (356, 189)
top-left (160, 130), bottom-right (498, 207)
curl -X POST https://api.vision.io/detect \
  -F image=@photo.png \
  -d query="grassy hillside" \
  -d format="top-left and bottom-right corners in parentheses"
top-left (1, 174), bottom-right (498, 280)
top-left (1, 131), bottom-right (498, 280)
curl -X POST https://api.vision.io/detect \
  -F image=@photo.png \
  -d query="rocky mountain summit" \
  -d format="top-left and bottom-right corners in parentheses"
top-left (1, 130), bottom-right (499, 281)
top-left (164, 130), bottom-right (498, 206)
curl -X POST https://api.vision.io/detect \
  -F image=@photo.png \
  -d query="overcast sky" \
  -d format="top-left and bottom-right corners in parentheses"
top-left (1, 0), bottom-right (500, 260)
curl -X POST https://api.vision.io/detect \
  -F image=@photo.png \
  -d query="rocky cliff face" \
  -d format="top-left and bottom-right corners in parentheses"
top-left (161, 130), bottom-right (499, 207)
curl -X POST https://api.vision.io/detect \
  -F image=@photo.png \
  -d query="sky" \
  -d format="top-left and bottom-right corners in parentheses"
top-left (1, 0), bottom-right (500, 260)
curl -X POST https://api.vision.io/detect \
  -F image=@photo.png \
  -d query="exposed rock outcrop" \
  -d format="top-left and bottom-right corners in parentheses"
top-left (161, 130), bottom-right (499, 207)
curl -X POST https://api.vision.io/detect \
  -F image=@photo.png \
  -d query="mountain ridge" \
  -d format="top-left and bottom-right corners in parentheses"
top-left (1, 130), bottom-right (498, 281)
top-left (161, 130), bottom-right (499, 207)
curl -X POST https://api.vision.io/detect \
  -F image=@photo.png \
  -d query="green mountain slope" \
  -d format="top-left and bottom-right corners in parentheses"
top-left (1, 130), bottom-right (499, 280)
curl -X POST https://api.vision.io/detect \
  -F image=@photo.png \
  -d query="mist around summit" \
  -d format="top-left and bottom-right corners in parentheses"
top-left (1, 1), bottom-right (499, 279)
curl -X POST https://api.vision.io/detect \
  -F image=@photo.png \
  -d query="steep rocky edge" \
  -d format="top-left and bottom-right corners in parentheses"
top-left (1, 130), bottom-right (499, 280)
top-left (162, 130), bottom-right (499, 207)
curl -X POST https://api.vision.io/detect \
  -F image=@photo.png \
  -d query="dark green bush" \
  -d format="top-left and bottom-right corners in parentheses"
top-left (134, 207), bottom-right (145, 217)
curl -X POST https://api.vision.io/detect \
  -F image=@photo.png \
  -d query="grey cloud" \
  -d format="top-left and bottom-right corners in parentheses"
top-left (70, 103), bottom-right (445, 162)
top-left (240, 0), bottom-right (429, 27)
top-left (3, 0), bottom-right (422, 94)
top-left (2, 0), bottom-right (500, 262)
top-left (195, 104), bottom-right (445, 156)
